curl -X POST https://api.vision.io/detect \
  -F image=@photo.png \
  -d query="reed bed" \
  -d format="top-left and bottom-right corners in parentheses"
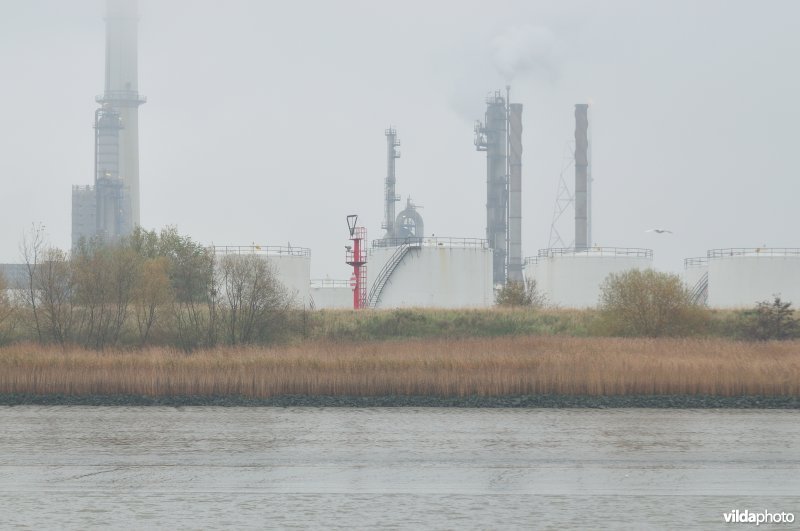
top-left (1, 337), bottom-right (798, 398)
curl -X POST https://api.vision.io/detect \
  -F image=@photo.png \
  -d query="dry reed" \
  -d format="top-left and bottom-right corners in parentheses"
top-left (1, 337), bottom-right (798, 398)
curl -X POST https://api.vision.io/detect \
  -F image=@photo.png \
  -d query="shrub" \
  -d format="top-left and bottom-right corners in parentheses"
top-left (738, 296), bottom-right (799, 341)
top-left (496, 280), bottom-right (547, 308)
top-left (597, 269), bottom-right (709, 337)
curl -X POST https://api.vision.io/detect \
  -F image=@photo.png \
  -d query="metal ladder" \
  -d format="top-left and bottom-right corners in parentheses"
top-left (689, 272), bottom-right (708, 306)
top-left (367, 239), bottom-right (420, 308)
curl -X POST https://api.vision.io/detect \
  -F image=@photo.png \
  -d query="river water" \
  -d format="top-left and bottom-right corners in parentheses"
top-left (0, 407), bottom-right (797, 529)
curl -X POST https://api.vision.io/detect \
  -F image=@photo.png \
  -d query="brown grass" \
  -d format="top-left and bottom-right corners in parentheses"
top-left (0, 337), bottom-right (798, 397)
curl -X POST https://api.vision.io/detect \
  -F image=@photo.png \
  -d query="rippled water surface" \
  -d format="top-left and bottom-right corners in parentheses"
top-left (0, 407), bottom-right (798, 529)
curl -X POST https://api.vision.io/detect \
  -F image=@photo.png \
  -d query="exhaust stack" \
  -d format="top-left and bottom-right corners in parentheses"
top-left (574, 104), bottom-right (591, 250)
top-left (507, 100), bottom-right (523, 282)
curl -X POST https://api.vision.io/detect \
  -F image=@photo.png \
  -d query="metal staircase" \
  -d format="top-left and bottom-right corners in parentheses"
top-left (367, 239), bottom-right (421, 308)
top-left (689, 272), bottom-right (708, 305)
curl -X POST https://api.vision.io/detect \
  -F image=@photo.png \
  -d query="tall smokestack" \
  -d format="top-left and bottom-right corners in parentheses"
top-left (382, 128), bottom-right (401, 239)
top-left (574, 104), bottom-right (590, 250)
top-left (507, 99), bottom-right (523, 282)
top-left (99, 0), bottom-right (145, 229)
top-left (475, 91), bottom-right (508, 285)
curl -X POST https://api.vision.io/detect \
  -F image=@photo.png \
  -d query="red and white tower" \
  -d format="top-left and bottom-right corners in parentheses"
top-left (345, 215), bottom-right (367, 309)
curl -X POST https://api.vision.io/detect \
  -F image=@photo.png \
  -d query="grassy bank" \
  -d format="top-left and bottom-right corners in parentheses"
top-left (2, 336), bottom-right (798, 398)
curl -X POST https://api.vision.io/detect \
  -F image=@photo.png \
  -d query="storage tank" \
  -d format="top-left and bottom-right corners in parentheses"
top-left (683, 257), bottom-right (709, 305)
top-left (309, 279), bottom-right (352, 309)
top-left (525, 247), bottom-right (654, 308)
top-left (214, 245), bottom-right (311, 307)
top-left (705, 248), bottom-right (800, 308)
top-left (367, 237), bottom-right (493, 308)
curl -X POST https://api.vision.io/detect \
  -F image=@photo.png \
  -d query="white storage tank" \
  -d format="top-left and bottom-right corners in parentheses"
top-left (525, 247), bottom-right (654, 308)
top-left (683, 257), bottom-right (709, 305)
top-left (309, 279), bottom-right (352, 309)
top-left (366, 237), bottom-right (493, 308)
top-left (705, 248), bottom-right (800, 308)
top-left (214, 245), bottom-right (311, 307)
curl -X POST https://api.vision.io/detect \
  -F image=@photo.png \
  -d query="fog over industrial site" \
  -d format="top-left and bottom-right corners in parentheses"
top-left (1, 0), bottom-right (798, 278)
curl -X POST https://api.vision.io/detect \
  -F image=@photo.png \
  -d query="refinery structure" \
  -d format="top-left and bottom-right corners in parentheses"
top-left (524, 104), bottom-right (654, 308)
top-left (72, 0), bottom-right (145, 248)
top-left (27, 0), bottom-right (794, 310)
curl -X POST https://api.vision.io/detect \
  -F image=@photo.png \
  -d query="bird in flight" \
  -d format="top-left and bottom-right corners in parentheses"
top-left (646, 229), bottom-right (673, 234)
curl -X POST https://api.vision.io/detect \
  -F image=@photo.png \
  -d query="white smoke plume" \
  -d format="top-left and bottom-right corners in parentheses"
top-left (491, 24), bottom-right (558, 83)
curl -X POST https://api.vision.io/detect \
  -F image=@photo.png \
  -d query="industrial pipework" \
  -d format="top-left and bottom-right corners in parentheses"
top-left (72, 0), bottom-right (145, 248)
top-left (574, 104), bottom-right (591, 251)
top-left (475, 87), bottom-right (523, 285)
top-left (382, 128), bottom-right (401, 239)
top-left (94, 105), bottom-right (130, 241)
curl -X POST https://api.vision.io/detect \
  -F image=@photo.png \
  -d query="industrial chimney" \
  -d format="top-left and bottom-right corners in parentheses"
top-left (72, 0), bottom-right (145, 248)
top-left (574, 104), bottom-right (591, 250)
top-left (507, 98), bottom-right (523, 283)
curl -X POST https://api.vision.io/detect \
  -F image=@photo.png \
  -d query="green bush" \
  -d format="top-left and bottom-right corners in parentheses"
top-left (495, 280), bottom-right (547, 308)
top-left (596, 269), bottom-right (709, 337)
top-left (737, 296), bottom-right (799, 341)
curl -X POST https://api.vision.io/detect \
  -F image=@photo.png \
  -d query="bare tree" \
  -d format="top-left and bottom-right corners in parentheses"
top-left (18, 223), bottom-right (46, 342)
top-left (218, 254), bottom-right (292, 344)
top-left (0, 271), bottom-right (15, 344)
top-left (35, 247), bottom-right (75, 345)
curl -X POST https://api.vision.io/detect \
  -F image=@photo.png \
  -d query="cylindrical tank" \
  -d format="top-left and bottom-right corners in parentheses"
top-left (214, 245), bottom-right (311, 307)
top-left (367, 237), bottom-right (493, 308)
top-left (309, 279), bottom-right (352, 309)
top-left (706, 249), bottom-right (800, 308)
top-left (525, 247), bottom-right (654, 308)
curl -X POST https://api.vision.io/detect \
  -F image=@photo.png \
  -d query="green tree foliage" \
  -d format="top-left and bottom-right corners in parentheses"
top-left (72, 241), bottom-right (140, 349)
top-left (738, 296), bottom-right (799, 341)
top-left (130, 227), bottom-right (217, 349)
top-left (597, 269), bottom-right (709, 337)
top-left (133, 257), bottom-right (172, 346)
top-left (496, 280), bottom-right (547, 308)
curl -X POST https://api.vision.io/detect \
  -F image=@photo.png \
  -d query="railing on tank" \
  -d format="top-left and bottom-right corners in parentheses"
top-left (310, 279), bottom-right (350, 289)
top-left (213, 245), bottom-right (311, 257)
top-left (684, 257), bottom-right (709, 269)
top-left (536, 247), bottom-right (653, 259)
top-left (523, 256), bottom-right (540, 266)
top-left (706, 248), bottom-right (800, 258)
top-left (96, 90), bottom-right (147, 104)
top-left (372, 236), bottom-right (488, 249)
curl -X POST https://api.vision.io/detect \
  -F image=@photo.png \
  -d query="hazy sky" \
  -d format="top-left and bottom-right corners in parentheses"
top-left (2, 0), bottom-right (799, 278)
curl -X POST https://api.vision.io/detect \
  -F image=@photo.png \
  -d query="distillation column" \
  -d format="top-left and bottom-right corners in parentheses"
top-left (98, 0), bottom-right (145, 230)
top-left (574, 104), bottom-right (591, 250)
top-left (94, 106), bottom-right (128, 240)
top-left (475, 92), bottom-right (508, 285)
top-left (383, 128), bottom-right (401, 239)
top-left (507, 102), bottom-right (523, 282)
